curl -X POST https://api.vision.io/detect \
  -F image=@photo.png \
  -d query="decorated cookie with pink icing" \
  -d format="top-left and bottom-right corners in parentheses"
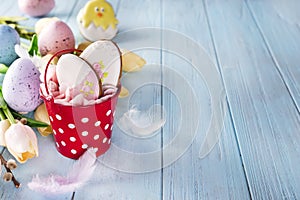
top-left (80, 40), bottom-right (122, 87)
top-left (56, 54), bottom-right (102, 101)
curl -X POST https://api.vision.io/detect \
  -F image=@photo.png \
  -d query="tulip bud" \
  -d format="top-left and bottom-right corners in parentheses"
top-left (5, 122), bottom-right (38, 163)
top-left (0, 119), bottom-right (10, 147)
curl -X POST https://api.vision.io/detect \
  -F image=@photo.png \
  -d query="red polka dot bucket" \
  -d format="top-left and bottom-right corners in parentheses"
top-left (40, 49), bottom-right (121, 159)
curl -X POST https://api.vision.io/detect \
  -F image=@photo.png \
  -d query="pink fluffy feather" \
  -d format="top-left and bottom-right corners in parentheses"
top-left (28, 148), bottom-right (97, 195)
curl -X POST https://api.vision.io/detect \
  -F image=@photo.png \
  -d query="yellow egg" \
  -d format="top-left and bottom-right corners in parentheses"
top-left (77, 41), bottom-right (92, 51)
top-left (119, 86), bottom-right (129, 98)
top-left (121, 49), bottom-right (146, 72)
top-left (34, 103), bottom-right (53, 137)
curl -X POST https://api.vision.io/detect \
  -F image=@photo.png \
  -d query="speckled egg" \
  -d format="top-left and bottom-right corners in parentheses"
top-left (18, 0), bottom-right (55, 17)
top-left (35, 17), bottom-right (59, 36)
top-left (0, 25), bottom-right (20, 66)
top-left (2, 58), bottom-right (42, 112)
top-left (38, 20), bottom-right (75, 56)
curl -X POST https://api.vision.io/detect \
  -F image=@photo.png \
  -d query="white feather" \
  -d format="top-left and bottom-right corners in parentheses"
top-left (118, 104), bottom-right (166, 137)
top-left (28, 148), bottom-right (97, 195)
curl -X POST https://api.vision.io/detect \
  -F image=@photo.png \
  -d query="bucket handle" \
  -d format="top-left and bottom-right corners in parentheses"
top-left (44, 49), bottom-right (83, 96)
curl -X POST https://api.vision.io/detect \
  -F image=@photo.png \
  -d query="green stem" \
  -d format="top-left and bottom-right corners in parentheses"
top-left (0, 109), bottom-right (6, 120)
top-left (12, 111), bottom-right (49, 128)
top-left (3, 108), bottom-right (15, 124)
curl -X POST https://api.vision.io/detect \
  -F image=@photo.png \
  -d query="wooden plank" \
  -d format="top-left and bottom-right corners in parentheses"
top-left (246, 0), bottom-right (300, 114)
top-left (205, 0), bottom-right (300, 199)
top-left (161, 0), bottom-right (250, 199)
top-left (73, 0), bottom-right (163, 199)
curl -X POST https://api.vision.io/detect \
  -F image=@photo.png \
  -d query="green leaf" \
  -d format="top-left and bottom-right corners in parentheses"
top-left (28, 34), bottom-right (40, 56)
top-left (0, 64), bottom-right (8, 74)
top-left (0, 16), bottom-right (35, 41)
top-left (0, 16), bottom-right (28, 23)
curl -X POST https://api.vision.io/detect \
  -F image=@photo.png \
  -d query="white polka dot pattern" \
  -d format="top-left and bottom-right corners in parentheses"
top-left (94, 121), bottom-right (101, 127)
top-left (61, 141), bottom-right (66, 146)
top-left (106, 110), bottom-right (112, 116)
top-left (94, 135), bottom-right (100, 140)
top-left (56, 114), bottom-right (62, 120)
top-left (103, 137), bottom-right (107, 143)
top-left (68, 124), bottom-right (75, 129)
top-left (71, 149), bottom-right (77, 154)
top-left (81, 117), bottom-right (89, 123)
top-left (70, 137), bottom-right (76, 142)
top-left (82, 131), bottom-right (88, 136)
top-left (48, 93), bottom-right (118, 159)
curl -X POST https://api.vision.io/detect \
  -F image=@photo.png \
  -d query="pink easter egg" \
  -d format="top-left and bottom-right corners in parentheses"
top-left (38, 20), bottom-right (75, 56)
top-left (18, 0), bottom-right (55, 17)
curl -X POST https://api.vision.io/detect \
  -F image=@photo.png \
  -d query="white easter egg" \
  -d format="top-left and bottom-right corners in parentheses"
top-left (56, 54), bottom-right (102, 100)
top-left (79, 40), bottom-right (121, 87)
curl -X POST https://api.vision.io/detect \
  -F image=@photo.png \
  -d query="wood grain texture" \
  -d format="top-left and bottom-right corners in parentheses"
top-left (205, 0), bottom-right (300, 199)
top-left (161, 0), bottom-right (250, 199)
top-left (246, 0), bottom-right (300, 111)
top-left (0, 0), bottom-right (299, 199)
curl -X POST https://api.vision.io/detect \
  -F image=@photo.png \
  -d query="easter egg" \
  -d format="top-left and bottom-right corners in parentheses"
top-left (80, 40), bottom-right (122, 87)
top-left (34, 103), bottom-right (53, 136)
top-left (18, 0), bottom-right (55, 17)
top-left (35, 17), bottom-right (60, 36)
top-left (77, 0), bottom-right (118, 41)
top-left (38, 20), bottom-right (75, 56)
top-left (2, 58), bottom-right (41, 112)
top-left (56, 54), bottom-right (102, 100)
top-left (0, 25), bottom-right (20, 66)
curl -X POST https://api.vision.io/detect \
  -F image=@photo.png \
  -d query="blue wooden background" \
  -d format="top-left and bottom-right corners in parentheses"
top-left (0, 0), bottom-right (300, 199)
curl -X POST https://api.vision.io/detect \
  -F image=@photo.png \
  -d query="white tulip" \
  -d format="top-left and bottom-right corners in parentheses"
top-left (0, 119), bottom-right (10, 146)
top-left (5, 122), bottom-right (38, 163)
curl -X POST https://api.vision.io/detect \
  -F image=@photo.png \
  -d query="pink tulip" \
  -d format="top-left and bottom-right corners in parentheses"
top-left (5, 122), bottom-right (38, 163)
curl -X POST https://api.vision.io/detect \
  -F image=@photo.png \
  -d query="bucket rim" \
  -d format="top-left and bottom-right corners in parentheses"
top-left (40, 83), bottom-right (121, 108)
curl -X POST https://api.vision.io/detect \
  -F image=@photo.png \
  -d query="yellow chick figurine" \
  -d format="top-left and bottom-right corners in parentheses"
top-left (77, 0), bottom-right (118, 41)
